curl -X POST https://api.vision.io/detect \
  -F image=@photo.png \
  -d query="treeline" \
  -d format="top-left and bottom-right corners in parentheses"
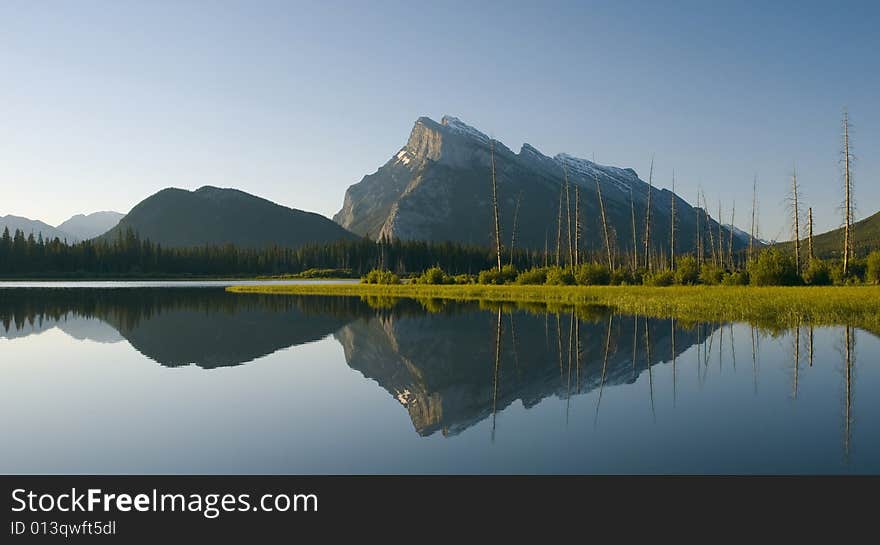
top-left (0, 227), bottom-right (545, 277)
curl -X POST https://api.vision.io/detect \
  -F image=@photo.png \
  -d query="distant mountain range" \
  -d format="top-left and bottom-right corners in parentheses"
top-left (1, 211), bottom-right (122, 243)
top-left (99, 185), bottom-right (356, 249)
top-left (57, 211), bottom-right (124, 241)
top-left (335, 115), bottom-right (752, 255)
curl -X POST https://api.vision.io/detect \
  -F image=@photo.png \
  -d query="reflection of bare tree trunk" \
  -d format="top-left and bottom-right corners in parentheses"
top-left (671, 318), bottom-right (677, 408)
top-left (793, 324), bottom-right (800, 400)
top-left (729, 323), bottom-right (736, 371)
top-left (645, 318), bottom-right (655, 419)
top-left (595, 315), bottom-right (614, 424)
top-left (632, 315), bottom-right (638, 381)
top-left (751, 325), bottom-right (758, 394)
top-left (509, 313), bottom-right (520, 376)
top-left (809, 325), bottom-right (814, 367)
top-left (843, 325), bottom-right (854, 461)
top-left (491, 307), bottom-right (503, 441)
top-left (556, 313), bottom-right (563, 380)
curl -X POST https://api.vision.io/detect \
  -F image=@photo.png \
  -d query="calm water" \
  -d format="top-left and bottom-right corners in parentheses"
top-left (1, 286), bottom-right (877, 474)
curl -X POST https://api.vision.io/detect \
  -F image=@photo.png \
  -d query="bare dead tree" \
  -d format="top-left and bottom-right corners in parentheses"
top-left (717, 201), bottom-right (724, 269)
top-left (564, 166), bottom-right (574, 269)
top-left (696, 188), bottom-right (703, 264)
top-left (555, 187), bottom-right (563, 267)
top-left (749, 174), bottom-right (758, 263)
top-left (842, 109), bottom-right (854, 275)
top-left (574, 185), bottom-right (580, 266)
top-left (643, 156), bottom-right (654, 270)
top-left (727, 202), bottom-right (735, 269)
top-left (490, 140), bottom-right (502, 272)
top-left (807, 207), bottom-right (815, 261)
top-left (595, 174), bottom-right (613, 269)
top-left (670, 170), bottom-right (676, 270)
top-left (630, 187), bottom-right (638, 270)
top-left (702, 191), bottom-right (718, 267)
top-left (791, 166), bottom-right (801, 276)
top-left (509, 191), bottom-right (522, 266)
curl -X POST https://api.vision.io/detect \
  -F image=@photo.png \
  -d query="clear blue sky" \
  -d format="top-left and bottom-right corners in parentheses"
top-left (2, 0), bottom-right (877, 240)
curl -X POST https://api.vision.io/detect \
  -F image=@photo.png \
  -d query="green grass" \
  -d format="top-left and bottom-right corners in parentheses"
top-left (227, 283), bottom-right (880, 331)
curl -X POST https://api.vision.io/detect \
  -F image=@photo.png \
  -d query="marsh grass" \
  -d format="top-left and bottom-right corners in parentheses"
top-left (227, 283), bottom-right (880, 331)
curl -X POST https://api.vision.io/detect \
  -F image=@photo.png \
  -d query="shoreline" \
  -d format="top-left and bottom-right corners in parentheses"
top-left (226, 283), bottom-right (880, 330)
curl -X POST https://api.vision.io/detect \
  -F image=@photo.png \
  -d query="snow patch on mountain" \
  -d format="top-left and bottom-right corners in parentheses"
top-left (441, 115), bottom-right (490, 144)
top-left (554, 153), bottom-right (637, 194)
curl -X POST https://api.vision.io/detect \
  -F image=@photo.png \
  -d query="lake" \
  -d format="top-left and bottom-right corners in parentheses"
top-left (1, 284), bottom-right (877, 474)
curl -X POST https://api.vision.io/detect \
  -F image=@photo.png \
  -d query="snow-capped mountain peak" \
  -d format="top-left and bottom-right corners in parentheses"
top-left (441, 115), bottom-right (490, 144)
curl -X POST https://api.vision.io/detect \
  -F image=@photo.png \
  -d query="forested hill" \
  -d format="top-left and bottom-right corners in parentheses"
top-left (100, 186), bottom-right (357, 249)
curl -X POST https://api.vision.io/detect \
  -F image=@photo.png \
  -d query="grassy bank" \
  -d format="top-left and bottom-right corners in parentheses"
top-left (227, 283), bottom-right (880, 330)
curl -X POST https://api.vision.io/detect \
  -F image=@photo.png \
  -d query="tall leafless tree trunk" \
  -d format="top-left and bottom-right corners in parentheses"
top-left (717, 201), bottom-right (724, 269)
top-left (490, 140), bottom-right (502, 272)
top-left (643, 156), bottom-right (654, 270)
top-left (842, 110), bottom-right (854, 275)
top-left (556, 188), bottom-right (563, 267)
top-left (703, 191), bottom-right (717, 267)
top-left (574, 186), bottom-right (580, 266)
top-left (749, 175), bottom-right (757, 263)
top-left (696, 189), bottom-right (702, 264)
top-left (727, 202), bottom-right (735, 269)
top-left (791, 166), bottom-right (801, 276)
top-left (564, 166), bottom-right (573, 269)
top-left (808, 207), bottom-right (815, 261)
top-left (509, 191), bottom-right (522, 266)
top-left (670, 170), bottom-right (676, 270)
top-left (630, 187), bottom-right (638, 270)
top-left (595, 174), bottom-right (613, 269)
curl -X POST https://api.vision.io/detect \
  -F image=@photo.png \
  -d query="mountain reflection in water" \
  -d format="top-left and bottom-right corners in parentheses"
top-left (0, 288), bottom-right (874, 472)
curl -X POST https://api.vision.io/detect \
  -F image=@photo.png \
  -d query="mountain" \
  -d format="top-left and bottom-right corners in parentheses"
top-left (101, 186), bottom-right (357, 249)
top-left (777, 210), bottom-right (880, 259)
top-left (0, 214), bottom-right (74, 242)
top-left (335, 115), bottom-right (750, 256)
top-left (57, 211), bottom-right (124, 241)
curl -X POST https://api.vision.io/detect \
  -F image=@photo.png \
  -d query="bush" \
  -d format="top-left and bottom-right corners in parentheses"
top-left (699, 263), bottom-right (725, 285)
top-left (415, 266), bottom-right (451, 285)
top-left (748, 249), bottom-right (800, 286)
top-left (675, 256), bottom-right (700, 285)
top-left (575, 263), bottom-right (611, 285)
top-left (516, 267), bottom-right (548, 285)
top-left (867, 251), bottom-right (880, 284)
top-left (722, 271), bottom-right (750, 285)
top-left (544, 266), bottom-right (576, 285)
top-left (803, 259), bottom-right (832, 286)
top-left (610, 268), bottom-right (636, 285)
top-left (478, 264), bottom-right (518, 285)
top-left (643, 269), bottom-right (675, 286)
top-left (361, 269), bottom-right (400, 284)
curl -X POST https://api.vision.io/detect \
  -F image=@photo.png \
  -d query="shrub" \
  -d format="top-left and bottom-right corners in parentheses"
top-left (478, 264), bottom-right (518, 285)
top-left (866, 251), bottom-right (880, 284)
top-left (416, 266), bottom-right (450, 285)
top-left (698, 263), bottom-right (725, 285)
top-left (803, 259), bottom-right (832, 286)
top-left (575, 263), bottom-right (611, 285)
top-left (610, 268), bottom-right (635, 285)
top-left (544, 266), bottom-right (576, 285)
top-left (722, 271), bottom-right (750, 285)
top-left (748, 249), bottom-right (800, 286)
top-left (361, 268), bottom-right (400, 284)
top-left (643, 269), bottom-right (675, 286)
top-left (516, 267), bottom-right (548, 285)
top-left (675, 256), bottom-right (700, 285)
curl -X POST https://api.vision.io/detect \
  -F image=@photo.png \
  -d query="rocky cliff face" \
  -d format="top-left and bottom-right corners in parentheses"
top-left (335, 115), bottom-right (748, 254)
